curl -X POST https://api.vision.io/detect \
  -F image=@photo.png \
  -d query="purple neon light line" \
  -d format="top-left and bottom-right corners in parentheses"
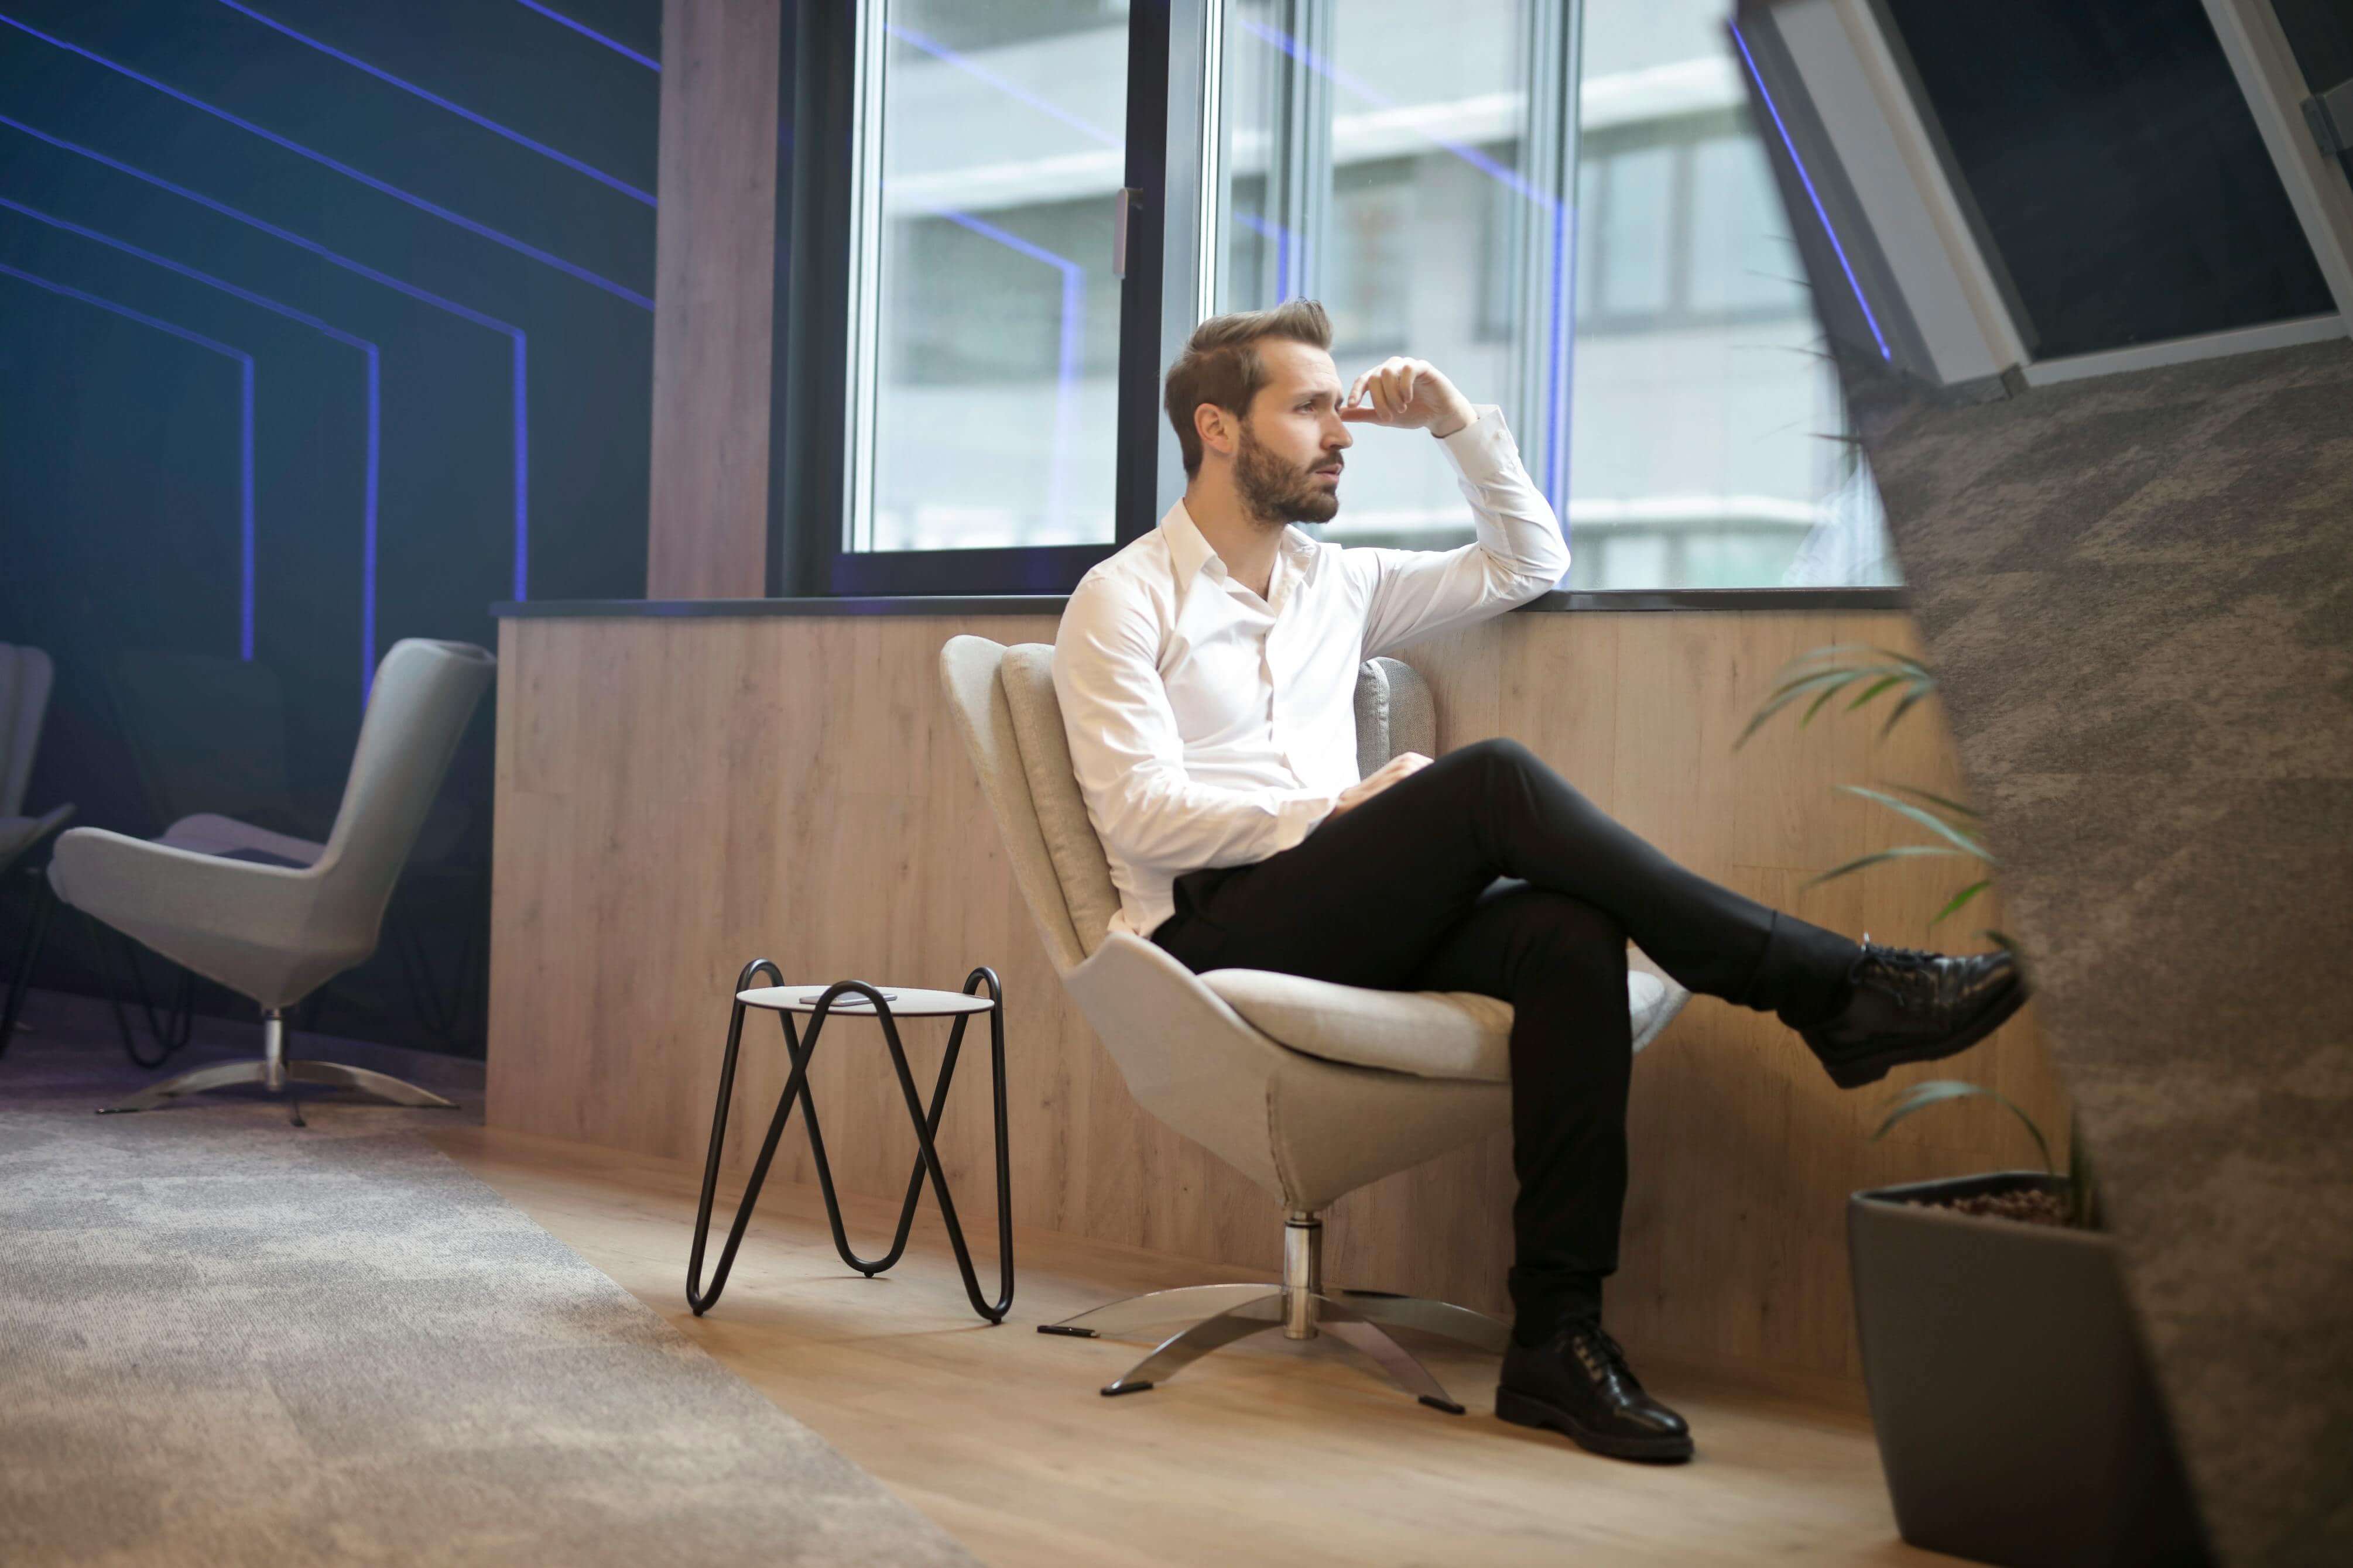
top-left (884, 22), bottom-right (1124, 149)
top-left (511, 0), bottom-right (659, 73)
top-left (1727, 19), bottom-right (1889, 362)
top-left (0, 260), bottom-right (257, 658)
top-left (1, 114), bottom-right (533, 599)
top-left (0, 194), bottom-right (383, 696)
top-left (929, 205), bottom-right (1083, 539)
top-left (210, 1), bottom-right (654, 206)
top-left (0, 12), bottom-right (653, 311)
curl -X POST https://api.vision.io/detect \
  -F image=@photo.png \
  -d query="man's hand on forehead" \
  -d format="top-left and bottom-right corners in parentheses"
top-left (1341, 356), bottom-right (1476, 438)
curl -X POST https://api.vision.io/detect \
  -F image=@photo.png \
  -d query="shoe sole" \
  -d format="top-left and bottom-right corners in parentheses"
top-left (1495, 1385), bottom-right (1694, 1463)
top-left (1824, 973), bottom-right (2030, 1090)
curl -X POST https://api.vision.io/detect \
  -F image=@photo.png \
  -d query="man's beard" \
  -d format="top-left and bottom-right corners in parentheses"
top-left (1234, 421), bottom-right (1340, 525)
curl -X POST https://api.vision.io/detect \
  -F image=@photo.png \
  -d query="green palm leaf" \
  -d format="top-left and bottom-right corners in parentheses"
top-left (1840, 786), bottom-right (1992, 859)
top-left (1927, 879), bottom-right (1992, 926)
top-left (1872, 1079), bottom-right (2054, 1175)
top-left (1888, 783), bottom-right (1979, 818)
top-left (1803, 845), bottom-right (1970, 887)
top-left (1845, 674), bottom-right (1905, 711)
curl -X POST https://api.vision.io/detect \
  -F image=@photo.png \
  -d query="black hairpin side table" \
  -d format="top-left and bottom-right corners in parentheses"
top-left (685, 959), bottom-right (1013, 1324)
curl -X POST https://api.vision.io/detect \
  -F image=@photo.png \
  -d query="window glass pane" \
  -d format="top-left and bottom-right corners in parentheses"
top-left (1596, 143), bottom-right (1676, 317)
top-left (1687, 136), bottom-right (1806, 315)
top-left (853, 1), bottom-right (1129, 553)
top-left (1569, 1), bottom-right (1899, 589)
top-left (1209, 0), bottom-right (1896, 588)
top-left (1882, 0), bottom-right (2334, 358)
top-left (1218, 0), bottom-right (1542, 550)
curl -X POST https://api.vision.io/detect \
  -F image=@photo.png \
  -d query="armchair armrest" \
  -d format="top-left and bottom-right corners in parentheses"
top-left (49, 826), bottom-right (340, 955)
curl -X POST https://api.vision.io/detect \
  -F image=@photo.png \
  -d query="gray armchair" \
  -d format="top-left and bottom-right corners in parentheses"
top-left (940, 636), bottom-right (1687, 1411)
top-left (0, 642), bottom-right (71, 876)
top-left (47, 639), bottom-right (495, 1120)
top-left (2, 643), bottom-right (72, 1047)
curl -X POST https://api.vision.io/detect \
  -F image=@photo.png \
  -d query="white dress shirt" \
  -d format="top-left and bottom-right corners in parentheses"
top-left (1053, 408), bottom-right (1570, 938)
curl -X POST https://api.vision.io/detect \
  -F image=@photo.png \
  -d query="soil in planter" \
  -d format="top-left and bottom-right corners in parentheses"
top-left (1908, 1188), bottom-right (2075, 1227)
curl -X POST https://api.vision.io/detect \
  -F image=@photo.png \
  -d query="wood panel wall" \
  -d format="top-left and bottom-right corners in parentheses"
top-left (488, 609), bottom-right (2068, 1395)
top-left (644, 0), bottom-right (780, 600)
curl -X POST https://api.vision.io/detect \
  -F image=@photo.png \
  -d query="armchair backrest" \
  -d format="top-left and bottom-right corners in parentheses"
top-left (939, 636), bottom-right (1435, 974)
top-left (0, 643), bottom-right (54, 818)
top-left (311, 639), bottom-right (495, 927)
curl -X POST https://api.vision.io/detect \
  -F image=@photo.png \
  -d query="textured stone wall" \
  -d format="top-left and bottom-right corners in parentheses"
top-left (1846, 339), bottom-right (2353, 1564)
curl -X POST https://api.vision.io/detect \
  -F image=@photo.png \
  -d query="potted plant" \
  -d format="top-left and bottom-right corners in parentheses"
top-left (1747, 650), bottom-right (2212, 1567)
top-left (1849, 1084), bottom-right (2208, 1567)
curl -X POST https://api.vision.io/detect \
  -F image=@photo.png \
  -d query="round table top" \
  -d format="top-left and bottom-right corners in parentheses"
top-left (736, 983), bottom-right (995, 1018)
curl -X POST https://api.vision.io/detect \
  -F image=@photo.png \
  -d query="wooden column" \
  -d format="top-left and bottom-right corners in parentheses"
top-left (646, 0), bottom-right (781, 599)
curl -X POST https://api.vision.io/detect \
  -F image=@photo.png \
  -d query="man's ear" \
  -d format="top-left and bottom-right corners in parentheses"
top-left (1194, 402), bottom-right (1237, 463)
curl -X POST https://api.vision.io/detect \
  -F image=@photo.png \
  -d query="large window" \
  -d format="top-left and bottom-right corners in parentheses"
top-left (784, 0), bottom-right (1901, 597)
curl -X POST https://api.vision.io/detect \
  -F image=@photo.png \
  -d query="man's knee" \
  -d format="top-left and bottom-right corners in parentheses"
top-left (1446, 736), bottom-right (1584, 808)
top-left (1530, 894), bottom-right (1625, 958)
top-left (1500, 891), bottom-right (1626, 977)
top-left (1454, 736), bottom-right (1539, 776)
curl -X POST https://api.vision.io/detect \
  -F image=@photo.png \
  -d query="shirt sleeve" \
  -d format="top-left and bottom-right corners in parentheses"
top-left (1054, 573), bottom-right (1340, 876)
top-left (1355, 407), bottom-right (1570, 659)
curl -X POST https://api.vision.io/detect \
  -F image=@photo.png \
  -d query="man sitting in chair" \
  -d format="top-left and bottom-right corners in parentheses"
top-left (1052, 300), bottom-right (2025, 1464)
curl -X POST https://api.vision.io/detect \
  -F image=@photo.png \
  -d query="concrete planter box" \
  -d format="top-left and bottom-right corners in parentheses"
top-left (1847, 1172), bottom-right (2210, 1567)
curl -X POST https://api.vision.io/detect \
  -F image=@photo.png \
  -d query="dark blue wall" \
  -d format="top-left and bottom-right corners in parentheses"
top-left (1, 0), bottom-right (663, 1052)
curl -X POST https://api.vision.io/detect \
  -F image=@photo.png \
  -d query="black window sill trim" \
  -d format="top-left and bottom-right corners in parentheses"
top-left (491, 587), bottom-right (1906, 620)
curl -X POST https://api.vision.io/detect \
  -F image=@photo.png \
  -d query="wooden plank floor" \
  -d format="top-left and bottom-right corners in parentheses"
top-left (429, 1125), bottom-right (1961, 1568)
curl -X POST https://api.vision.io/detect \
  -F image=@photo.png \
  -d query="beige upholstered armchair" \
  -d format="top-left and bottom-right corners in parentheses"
top-left (940, 636), bottom-right (1687, 1412)
top-left (46, 639), bottom-right (495, 1122)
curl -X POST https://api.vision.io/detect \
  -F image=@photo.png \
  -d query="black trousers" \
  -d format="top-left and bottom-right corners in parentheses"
top-left (1150, 737), bottom-right (1859, 1336)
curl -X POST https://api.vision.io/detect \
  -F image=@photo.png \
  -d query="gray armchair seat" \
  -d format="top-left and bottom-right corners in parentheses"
top-left (940, 636), bottom-right (1688, 1412)
top-left (1199, 965), bottom-right (1681, 1085)
top-left (46, 639), bottom-right (495, 1120)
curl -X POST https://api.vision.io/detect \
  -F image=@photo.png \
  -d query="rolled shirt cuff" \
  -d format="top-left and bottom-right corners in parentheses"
top-left (1268, 788), bottom-right (1341, 855)
top-left (1435, 404), bottom-right (1518, 479)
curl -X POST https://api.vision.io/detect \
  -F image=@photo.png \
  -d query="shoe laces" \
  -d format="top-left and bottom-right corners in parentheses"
top-left (1567, 1321), bottom-right (1642, 1391)
top-left (1855, 934), bottom-right (1944, 1004)
top-left (1858, 932), bottom-right (1940, 967)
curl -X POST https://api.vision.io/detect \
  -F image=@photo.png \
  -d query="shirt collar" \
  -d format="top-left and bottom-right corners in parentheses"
top-left (1160, 500), bottom-right (1220, 586)
top-left (1160, 500), bottom-right (1321, 590)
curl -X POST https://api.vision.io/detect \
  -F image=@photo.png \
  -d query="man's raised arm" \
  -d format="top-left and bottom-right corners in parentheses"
top-left (1053, 575), bottom-right (1337, 874)
top-left (1338, 357), bottom-right (1569, 658)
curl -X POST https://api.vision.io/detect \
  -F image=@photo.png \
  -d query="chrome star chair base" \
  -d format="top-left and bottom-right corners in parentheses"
top-left (1041, 1211), bottom-right (1509, 1412)
top-left (98, 1009), bottom-right (454, 1128)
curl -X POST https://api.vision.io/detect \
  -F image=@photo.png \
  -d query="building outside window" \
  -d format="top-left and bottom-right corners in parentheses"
top-left (841, 0), bottom-right (1899, 592)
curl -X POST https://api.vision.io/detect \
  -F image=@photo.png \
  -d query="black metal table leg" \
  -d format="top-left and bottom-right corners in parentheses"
top-left (686, 964), bottom-right (1014, 1325)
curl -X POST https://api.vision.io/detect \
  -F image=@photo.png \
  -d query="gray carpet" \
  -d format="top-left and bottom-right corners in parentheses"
top-left (0, 1007), bottom-right (976, 1567)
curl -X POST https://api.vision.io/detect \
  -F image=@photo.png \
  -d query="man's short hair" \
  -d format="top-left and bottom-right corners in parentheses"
top-left (1163, 299), bottom-right (1334, 476)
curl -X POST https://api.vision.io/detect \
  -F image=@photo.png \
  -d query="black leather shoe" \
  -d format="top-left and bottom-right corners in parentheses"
top-left (1800, 940), bottom-right (2027, 1089)
top-left (1496, 1320), bottom-right (1694, 1463)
